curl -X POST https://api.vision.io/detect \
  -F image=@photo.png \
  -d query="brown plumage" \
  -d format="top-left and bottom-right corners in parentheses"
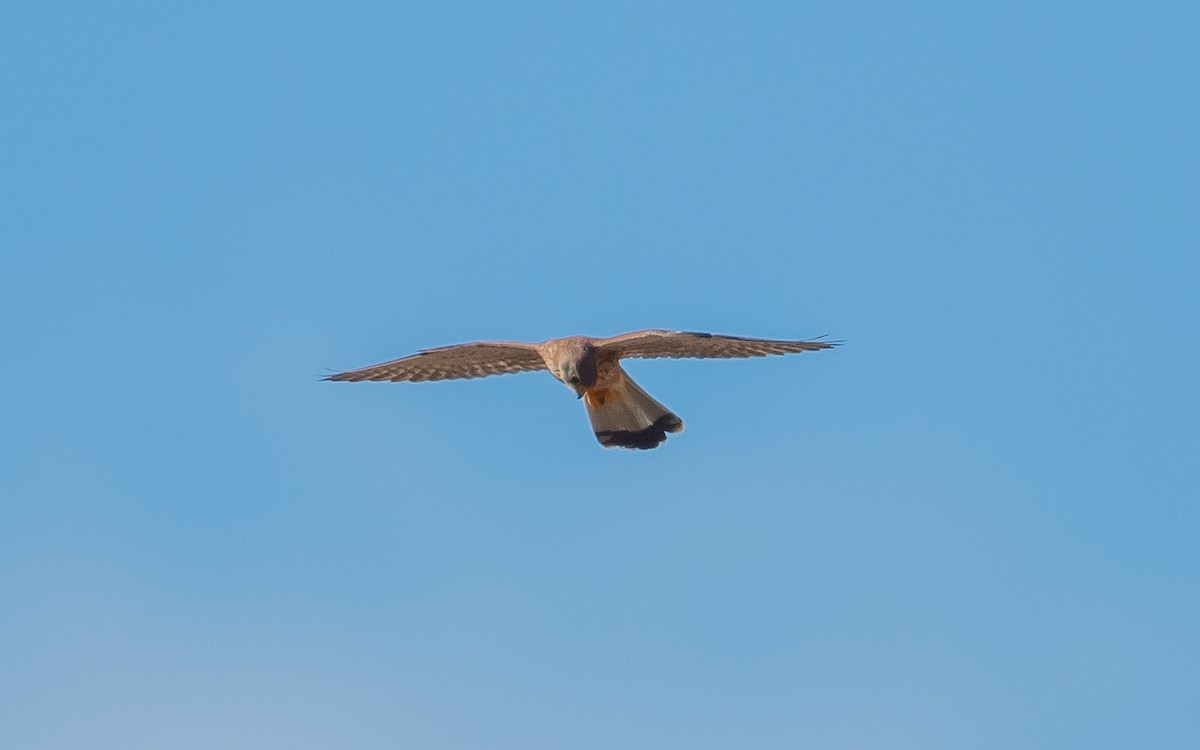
top-left (327, 330), bottom-right (838, 449)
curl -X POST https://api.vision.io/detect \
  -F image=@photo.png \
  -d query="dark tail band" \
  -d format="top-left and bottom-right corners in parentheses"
top-left (595, 413), bottom-right (683, 450)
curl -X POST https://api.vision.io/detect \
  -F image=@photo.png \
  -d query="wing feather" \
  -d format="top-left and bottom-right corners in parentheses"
top-left (326, 341), bottom-right (545, 383)
top-left (596, 330), bottom-right (839, 360)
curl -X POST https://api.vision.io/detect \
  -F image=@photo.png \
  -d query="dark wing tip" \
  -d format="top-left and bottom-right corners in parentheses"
top-left (810, 335), bottom-right (844, 347)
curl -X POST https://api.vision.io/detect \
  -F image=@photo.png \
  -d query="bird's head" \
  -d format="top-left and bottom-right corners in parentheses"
top-left (559, 341), bottom-right (598, 394)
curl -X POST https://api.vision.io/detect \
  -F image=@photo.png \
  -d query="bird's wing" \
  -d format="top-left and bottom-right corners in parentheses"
top-left (595, 330), bottom-right (839, 360)
top-left (326, 341), bottom-right (546, 382)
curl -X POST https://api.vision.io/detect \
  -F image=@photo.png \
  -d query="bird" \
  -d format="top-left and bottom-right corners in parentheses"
top-left (326, 330), bottom-right (838, 450)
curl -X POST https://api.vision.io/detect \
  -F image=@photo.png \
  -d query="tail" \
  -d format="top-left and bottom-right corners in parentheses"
top-left (583, 368), bottom-right (683, 450)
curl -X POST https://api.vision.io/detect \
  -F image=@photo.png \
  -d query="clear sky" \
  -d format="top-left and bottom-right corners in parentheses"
top-left (2, 2), bottom-right (1197, 748)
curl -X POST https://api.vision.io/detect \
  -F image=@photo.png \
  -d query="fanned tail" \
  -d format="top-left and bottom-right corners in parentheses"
top-left (583, 368), bottom-right (683, 450)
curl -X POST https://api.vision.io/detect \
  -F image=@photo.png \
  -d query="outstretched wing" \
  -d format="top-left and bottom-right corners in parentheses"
top-left (596, 330), bottom-right (839, 360)
top-left (326, 341), bottom-right (546, 383)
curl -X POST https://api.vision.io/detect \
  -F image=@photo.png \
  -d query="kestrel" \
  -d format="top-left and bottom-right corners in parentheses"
top-left (327, 330), bottom-right (837, 450)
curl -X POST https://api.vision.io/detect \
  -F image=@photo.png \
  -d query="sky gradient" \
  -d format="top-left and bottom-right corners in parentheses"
top-left (3, 2), bottom-right (1198, 748)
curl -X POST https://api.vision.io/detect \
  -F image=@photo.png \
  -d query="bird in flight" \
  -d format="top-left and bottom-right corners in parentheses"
top-left (327, 330), bottom-right (837, 450)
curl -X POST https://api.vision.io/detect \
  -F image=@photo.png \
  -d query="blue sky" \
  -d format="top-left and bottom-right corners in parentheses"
top-left (2, 2), bottom-right (1197, 748)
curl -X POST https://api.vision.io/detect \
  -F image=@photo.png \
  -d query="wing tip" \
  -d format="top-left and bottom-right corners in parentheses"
top-left (678, 330), bottom-right (843, 347)
top-left (323, 370), bottom-right (380, 382)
